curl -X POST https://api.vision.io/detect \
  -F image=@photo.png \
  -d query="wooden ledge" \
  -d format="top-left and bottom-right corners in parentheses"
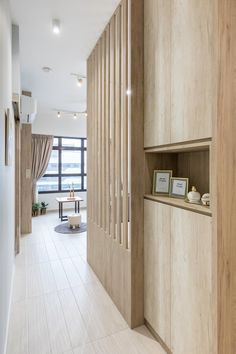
top-left (144, 194), bottom-right (212, 217)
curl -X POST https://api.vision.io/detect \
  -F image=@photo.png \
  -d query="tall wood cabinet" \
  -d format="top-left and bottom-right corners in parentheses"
top-left (144, 0), bottom-right (216, 148)
top-left (144, 0), bottom-right (236, 354)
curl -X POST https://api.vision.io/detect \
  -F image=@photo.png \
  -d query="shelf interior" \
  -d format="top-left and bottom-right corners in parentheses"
top-left (145, 147), bottom-right (210, 197)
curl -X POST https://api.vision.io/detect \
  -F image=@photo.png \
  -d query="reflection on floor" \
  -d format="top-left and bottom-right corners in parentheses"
top-left (7, 210), bottom-right (166, 354)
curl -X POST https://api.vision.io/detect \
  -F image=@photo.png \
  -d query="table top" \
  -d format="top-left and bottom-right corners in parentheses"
top-left (56, 197), bottom-right (83, 203)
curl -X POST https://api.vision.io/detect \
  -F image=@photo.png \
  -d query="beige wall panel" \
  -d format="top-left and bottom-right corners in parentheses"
top-left (144, 200), bottom-right (171, 347)
top-left (144, 0), bottom-right (171, 148)
top-left (171, 208), bottom-right (213, 354)
top-left (171, 0), bottom-right (216, 143)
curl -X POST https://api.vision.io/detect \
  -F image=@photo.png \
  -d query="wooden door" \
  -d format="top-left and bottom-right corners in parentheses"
top-left (171, 208), bottom-right (213, 354)
top-left (170, 0), bottom-right (217, 143)
top-left (144, 199), bottom-right (171, 348)
top-left (144, 0), bottom-right (171, 148)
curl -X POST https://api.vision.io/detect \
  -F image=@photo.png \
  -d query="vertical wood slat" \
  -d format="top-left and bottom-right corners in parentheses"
top-left (94, 47), bottom-right (98, 224)
top-left (101, 33), bottom-right (105, 230)
top-left (105, 26), bottom-right (111, 235)
top-left (130, 0), bottom-right (144, 326)
top-left (87, 57), bottom-right (90, 219)
top-left (92, 51), bottom-right (95, 222)
top-left (115, 6), bottom-right (122, 243)
top-left (110, 16), bottom-right (116, 240)
top-left (98, 40), bottom-right (102, 227)
top-left (121, 0), bottom-right (129, 249)
top-left (87, 0), bottom-right (144, 328)
top-left (127, 0), bottom-right (132, 249)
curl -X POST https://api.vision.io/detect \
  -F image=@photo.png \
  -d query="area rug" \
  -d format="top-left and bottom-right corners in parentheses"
top-left (54, 222), bottom-right (87, 234)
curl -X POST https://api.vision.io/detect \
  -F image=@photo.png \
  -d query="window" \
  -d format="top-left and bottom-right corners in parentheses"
top-left (38, 137), bottom-right (87, 193)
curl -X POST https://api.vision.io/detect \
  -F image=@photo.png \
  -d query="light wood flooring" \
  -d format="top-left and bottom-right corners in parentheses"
top-left (7, 210), bottom-right (166, 354)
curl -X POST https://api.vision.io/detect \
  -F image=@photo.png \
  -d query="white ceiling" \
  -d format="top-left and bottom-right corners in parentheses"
top-left (10, 0), bottom-right (120, 115)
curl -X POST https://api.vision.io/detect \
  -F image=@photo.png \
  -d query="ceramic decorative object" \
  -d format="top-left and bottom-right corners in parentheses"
top-left (201, 193), bottom-right (210, 206)
top-left (187, 186), bottom-right (201, 204)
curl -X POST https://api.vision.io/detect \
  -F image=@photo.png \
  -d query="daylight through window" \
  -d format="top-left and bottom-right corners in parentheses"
top-left (38, 137), bottom-right (87, 193)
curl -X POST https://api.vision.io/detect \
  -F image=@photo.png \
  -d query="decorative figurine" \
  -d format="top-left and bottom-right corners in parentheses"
top-left (201, 193), bottom-right (210, 206)
top-left (187, 186), bottom-right (201, 204)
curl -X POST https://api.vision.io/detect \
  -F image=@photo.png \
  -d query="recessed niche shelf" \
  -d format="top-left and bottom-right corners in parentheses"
top-left (144, 194), bottom-right (212, 217)
top-left (145, 139), bottom-right (211, 214)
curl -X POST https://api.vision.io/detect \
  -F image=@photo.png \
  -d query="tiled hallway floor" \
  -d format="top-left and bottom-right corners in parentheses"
top-left (7, 210), bottom-right (166, 354)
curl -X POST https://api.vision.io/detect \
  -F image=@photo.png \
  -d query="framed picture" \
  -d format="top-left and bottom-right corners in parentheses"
top-left (170, 177), bottom-right (189, 199)
top-left (5, 108), bottom-right (13, 166)
top-left (152, 170), bottom-right (173, 196)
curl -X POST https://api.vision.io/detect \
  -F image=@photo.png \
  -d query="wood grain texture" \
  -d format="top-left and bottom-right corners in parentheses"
top-left (130, 0), bottom-right (144, 327)
top-left (171, 0), bottom-right (216, 143)
top-left (87, 0), bottom-right (144, 328)
top-left (144, 139), bottom-right (211, 153)
top-left (215, 0), bottom-right (236, 353)
top-left (178, 150), bottom-right (210, 195)
top-left (144, 200), bottom-right (171, 347)
top-left (171, 208), bottom-right (213, 354)
top-left (20, 124), bottom-right (32, 234)
top-left (145, 149), bottom-right (210, 196)
top-left (144, 195), bottom-right (211, 217)
top-left (144, 0), bottom-right (171, 147)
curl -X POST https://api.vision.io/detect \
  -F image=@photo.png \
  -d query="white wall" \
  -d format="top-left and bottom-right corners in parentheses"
top-left (32, 107), bottom-right (87, 210)
top-left (12, 24), bottom-right (20, 96)
top-left (0, 1), bottom-right (15, 353)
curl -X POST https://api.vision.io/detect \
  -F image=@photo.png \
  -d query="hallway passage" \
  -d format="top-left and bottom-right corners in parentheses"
top-left (6, 211), bottom-right (166, 354)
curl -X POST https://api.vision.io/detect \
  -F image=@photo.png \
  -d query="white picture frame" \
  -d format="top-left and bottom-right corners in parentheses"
top-left (152, 170), bottom-right (173, 196)
top-left (170, 177), bottom-right (189, 199)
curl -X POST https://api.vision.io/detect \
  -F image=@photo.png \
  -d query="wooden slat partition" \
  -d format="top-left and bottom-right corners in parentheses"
top-left (87, 0), bottom-right (144, 327)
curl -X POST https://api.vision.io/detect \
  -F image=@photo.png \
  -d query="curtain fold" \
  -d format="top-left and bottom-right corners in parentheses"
top-left (31, 134), bottom-right (54, 203)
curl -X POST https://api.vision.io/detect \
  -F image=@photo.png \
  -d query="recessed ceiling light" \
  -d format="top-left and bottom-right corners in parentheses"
top-left (42, 66), bottom-right (52, 73)
top-left (57, 112), bottom-right (61, 118)
top-left (73, 113), bottom-right (77, 120)
top-left (52, 19), bottom-right (60, 35)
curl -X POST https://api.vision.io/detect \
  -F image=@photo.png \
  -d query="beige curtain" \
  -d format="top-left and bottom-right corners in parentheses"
top-left (32, 134), bottom-right (54, 202)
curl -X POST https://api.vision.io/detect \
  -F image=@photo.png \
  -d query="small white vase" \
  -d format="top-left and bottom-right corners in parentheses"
top-left (187, 186), bottom-right (201, 204)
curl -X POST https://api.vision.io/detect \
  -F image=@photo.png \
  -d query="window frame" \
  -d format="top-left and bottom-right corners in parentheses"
top-left (38, 136), bottom-right (87, 194)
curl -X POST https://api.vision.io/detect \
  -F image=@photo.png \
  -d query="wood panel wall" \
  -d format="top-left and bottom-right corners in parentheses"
top-left (21, 124), bottom-right (32, 234)
top-left (87, 0), bottom-right (144, 327)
